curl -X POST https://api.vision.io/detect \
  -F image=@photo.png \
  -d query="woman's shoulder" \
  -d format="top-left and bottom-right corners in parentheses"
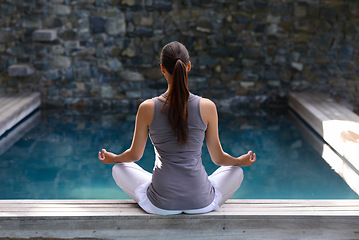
top-left (137, 99), bottom-right (155, 126)
top-left (139, 99), bottom-right (154, 113)
top-left (199, 97), bottom-right (217, 125)
top-left (200, 97), bottom-right (216, 109)
top-left (141, 98), bottom-right (154, 106)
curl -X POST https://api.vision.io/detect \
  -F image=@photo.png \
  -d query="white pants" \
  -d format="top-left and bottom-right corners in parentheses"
top-left (112, 162), bottom-right (244, 215)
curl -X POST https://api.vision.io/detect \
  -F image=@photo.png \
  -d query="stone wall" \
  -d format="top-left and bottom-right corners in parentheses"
top-left (0, 0), bottom-right (358, 111)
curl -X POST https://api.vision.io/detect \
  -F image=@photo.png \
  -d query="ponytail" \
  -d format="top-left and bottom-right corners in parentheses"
top-left (160, 42), bottom-right (190, 145)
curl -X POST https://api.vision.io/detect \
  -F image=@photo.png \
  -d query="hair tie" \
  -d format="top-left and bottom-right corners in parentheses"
top-left (176, 58), bottom-right (181, 62)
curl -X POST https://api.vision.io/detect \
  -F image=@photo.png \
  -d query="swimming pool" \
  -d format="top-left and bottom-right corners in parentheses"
top-left (0, 108), bottom-right (358, 200)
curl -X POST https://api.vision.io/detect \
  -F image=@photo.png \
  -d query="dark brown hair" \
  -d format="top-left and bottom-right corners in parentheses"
top-left (160, 41), bottom-right (190, 145)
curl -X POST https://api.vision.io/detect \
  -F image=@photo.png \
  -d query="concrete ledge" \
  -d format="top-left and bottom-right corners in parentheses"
top-left (0, 199), bottom-right (358, 239)
top-left (0, 92), bottom-right (41, 137)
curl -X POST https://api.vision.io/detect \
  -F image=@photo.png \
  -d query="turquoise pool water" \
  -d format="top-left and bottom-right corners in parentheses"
top-left (0, 108), bottom-right (358, 200)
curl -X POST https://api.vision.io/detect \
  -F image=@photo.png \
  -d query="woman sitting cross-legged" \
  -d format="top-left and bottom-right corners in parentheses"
top-left (98, 41), bottom-right (256, 215)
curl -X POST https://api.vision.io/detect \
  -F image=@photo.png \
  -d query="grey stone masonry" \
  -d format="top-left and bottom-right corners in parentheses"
top-left (0, 0), bottom-right (358, 112)
top-left (32, 29), bottom-right (57, 42)
top-left (8, 64), bottom-right (34, 77)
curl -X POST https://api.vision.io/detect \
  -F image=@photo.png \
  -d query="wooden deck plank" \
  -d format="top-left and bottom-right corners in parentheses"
top-left (0, 93), bottom-right (40, 119)
top-left (0, 92), bottom-right (30, 112)
top-left (0, 91), bottom-right (41, 136)
top-left (2, 198), bottom-right (359, 205)
top-left (0, 110), bottom-right (41, 155)
top-left (1, 199), bottom-right (358, 217)
top-left (312, 94), bottom-right (358, 122)
top-left (3, 208), bottom-right (357, 215)
top-left (313, 96), bottom-right (347, 120)
top-left (3, 206), bottom-right (358, 212)
top-left (0, 92), bottom-right (36, 117)
top-left (288, 93), bottom-right (328, 135)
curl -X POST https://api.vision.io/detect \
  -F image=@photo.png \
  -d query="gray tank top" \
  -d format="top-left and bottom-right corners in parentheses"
top-left (147, 94), bottom-right (215, 210)
top-left (147, 93), bottom-right (215, 210)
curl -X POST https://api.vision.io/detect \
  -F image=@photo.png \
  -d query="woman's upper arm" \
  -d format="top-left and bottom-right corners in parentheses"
top-left (200, 98), bottom-right (224, 164)
top-left (129, 99), bottom-right (154, 160)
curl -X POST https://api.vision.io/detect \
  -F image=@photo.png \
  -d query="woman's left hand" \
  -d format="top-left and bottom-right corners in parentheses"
top-left (98, 149), bottom-right (117, 164)
top-left (237, 150), bottom-right (256, 166)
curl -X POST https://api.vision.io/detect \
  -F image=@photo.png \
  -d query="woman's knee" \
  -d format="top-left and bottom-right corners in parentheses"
top-left (224, 166), bottom-right (244, 187)
top-left (112, 163), bottom-right (119, 178)
top-left (235, 166), bottom-right (244, 176)
top-left (112, 162), bottom-right (134, 174)
top-left (112, 163), bottom-right (121, 174)
top-left (233, 166), bottom-right (244, 185)
top-left (112, 163), bottom-right (127, 181)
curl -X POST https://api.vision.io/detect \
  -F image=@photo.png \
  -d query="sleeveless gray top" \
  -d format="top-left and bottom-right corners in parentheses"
top-left (147, 93), bottom-right (215, 210)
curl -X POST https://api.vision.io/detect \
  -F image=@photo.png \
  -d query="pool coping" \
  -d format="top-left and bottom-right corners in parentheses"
top-left (1, 199), bottom-right (358, 239)
top-left (0, 91), bottom-right (41, 137)
top-left (1, 199), bottom-right (359, 217)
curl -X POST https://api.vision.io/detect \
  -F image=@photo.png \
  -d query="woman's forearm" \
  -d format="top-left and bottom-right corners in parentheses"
top-left (114, 148), bottom-right (142, 163)
top-left (99, 148), bottom-right (142, 164)
top-left (214, 151), bottom-right (256, 167)
top-left (213, 152), bottom-right (239, 166)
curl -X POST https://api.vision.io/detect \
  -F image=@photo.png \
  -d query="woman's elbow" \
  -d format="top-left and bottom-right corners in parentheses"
top-left (130, 152), bottom-right (143, 162)
top-left (211, 154), bottom-right (225, 166)
top-left (211, 152), bottom-right (233, 166)
top-left (213, 159), bottom-right (227, 166)
top-left (125, 149), bottom-right (143, 162)
top-left (207, 142), bottom-right (226, 166)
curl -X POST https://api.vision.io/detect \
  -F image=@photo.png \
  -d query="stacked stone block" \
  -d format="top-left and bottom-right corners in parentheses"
top-left (0, 0), bottom-right (358, 112)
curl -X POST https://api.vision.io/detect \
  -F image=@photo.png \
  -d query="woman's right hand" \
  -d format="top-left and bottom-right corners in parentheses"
top-left (238, 151), bottom-right (256, 166)
top-left (98, 149), bottom-right (117, 164)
